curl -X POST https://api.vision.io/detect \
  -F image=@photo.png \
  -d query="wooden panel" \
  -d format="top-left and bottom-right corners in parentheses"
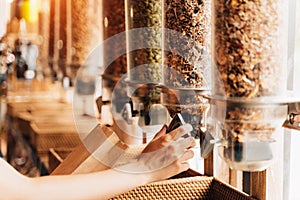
top-left (51, 141), bottom-right (91, 175)
top-left (243, 171), bottom-right (267, 200)
top-left (229, 169), bottom-right (238, 188)
top-left (51, 125), bottom-right (117, 175)
top-left (204, 150), bottom-right (214, 176)
top-left (48, 148), bottom-right (73, 173)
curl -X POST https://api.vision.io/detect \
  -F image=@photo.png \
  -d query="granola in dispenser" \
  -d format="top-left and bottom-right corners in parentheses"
top-left (126, 0), bottom-right (163, 83)
top-left (213, 0), bottom-right (285, 132)
top-left (164, 0), bottom-right (211, 89)
top-left (103, 0), bottom-right (127, 76)
top-left (212, 0), bottom-right (287, 168)
top-left (214, 0), bottom-right (281, 98)
top-left (71, 0), bottom-right (101, 66)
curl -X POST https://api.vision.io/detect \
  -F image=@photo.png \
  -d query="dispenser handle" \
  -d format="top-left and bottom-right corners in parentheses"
top-left (288, 112), bottom-right (300, 125)
top-left (166, 113), bottom-right (186, 134)
top-left (282, 102), bottom-right (300, 131)
top-left (283, 112), bottom-right (300, 131)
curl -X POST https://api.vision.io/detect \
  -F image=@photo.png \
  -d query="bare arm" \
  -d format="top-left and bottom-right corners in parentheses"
top-left (26, 167), bottom-right (150, 200)
top-left (0, 124), bottom-right (195, 200)
top-left (0, 159), bottom-right (148, 200)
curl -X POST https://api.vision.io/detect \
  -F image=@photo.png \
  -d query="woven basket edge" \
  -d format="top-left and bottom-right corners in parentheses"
top-left (148, 175), bottom-right (213, 186)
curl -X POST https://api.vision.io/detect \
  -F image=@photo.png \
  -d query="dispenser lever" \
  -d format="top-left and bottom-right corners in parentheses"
top-left (283, 112), bottom-right (300, 131)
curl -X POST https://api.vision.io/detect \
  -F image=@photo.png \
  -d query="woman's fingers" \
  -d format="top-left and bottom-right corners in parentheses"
top-left (149, 158), bottom-right (190, 182)
top-left (169, 137), bottom-right (196, 157)
top-left (179, 150), bottom-right (194, 162)
top-left (188, 137), bottom-right (197, 149)
top-left (168, 158), bottom-right (190, 176)
top-left (140, 141), bottom-right (196, 181)
top-left (143, 124), bottom-right (193, 153)
top-left (179, 162), bottom-right (190, 172)
top-left (142, 148), bottom-right (177, 170)
top-left (141, 137), bottom-right (195, 168)
top-left (170, 151), bottom-right (194, 175)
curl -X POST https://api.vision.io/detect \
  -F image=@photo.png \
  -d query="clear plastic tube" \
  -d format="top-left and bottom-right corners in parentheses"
top-left (161, 0), bottom-right (211, 141)
top-left (211, 0), bottom-right (293, 171)
top-left (212, 0), bottom-right (289, 99)
top-left (102, 0), bottom-right (127, 102)
top-left (125, 0), bottom-right (163, 84)
top-left (70, 0), bottom-right (101, 66)
top-left (163, 0), bottom-right (211, 90)
top-left (102, 0), bottom-right (127, 77)
top-left (125, 0), bottom-right (163, 124)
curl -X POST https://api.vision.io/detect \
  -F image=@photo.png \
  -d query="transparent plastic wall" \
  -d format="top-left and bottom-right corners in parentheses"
top-left (125, 0), bottom-right (163, 84)
top-left (102, 0), bottom-right (127, 103)
top-left (102, 0), bottom-right (126, 77)
top-left (211, 0), bottom-right (292, 171)
top-left (163, 0), bottom-right (211, 90)
top-left (48, 0), bottom-right (102, 80)
top-left (124, 0), bottom-right (163, 124)
top-left (68, 0), bottom-right (101, 77)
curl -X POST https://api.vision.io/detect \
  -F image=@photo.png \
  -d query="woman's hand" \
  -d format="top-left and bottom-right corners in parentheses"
top-left (142, 124), bottom-right (195, 153)
top-left (138, 124), bottom-right (196, 182)
top-left (0, 124), bottom-right (196, 200)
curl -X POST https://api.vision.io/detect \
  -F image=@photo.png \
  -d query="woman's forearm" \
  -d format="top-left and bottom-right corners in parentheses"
top-left (26, 167), bottom-right (149, 200)
top-left (0, 124), bottom-right (194, 200)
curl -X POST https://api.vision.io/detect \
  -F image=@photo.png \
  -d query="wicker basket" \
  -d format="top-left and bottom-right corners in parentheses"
top-left (29, 122), bottom-right (80, 153)
top-left (111, 176), bottom-right (256, 200)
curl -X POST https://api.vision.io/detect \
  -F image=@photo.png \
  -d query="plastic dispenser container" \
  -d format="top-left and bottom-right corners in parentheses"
top-left (102, 0), bottom-right (127, 110)
top-left (161, 0), bottom-right (211, 158)
top-left (210, 0), bottom-right (296, 171)
top-left (124, 0), bottom-right (165, 136)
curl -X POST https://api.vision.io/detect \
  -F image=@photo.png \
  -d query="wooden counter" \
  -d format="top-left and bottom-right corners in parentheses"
top-left (4, 80), bottom-right (82, 174)
top-left (6, 100), bottom-right (81, 173)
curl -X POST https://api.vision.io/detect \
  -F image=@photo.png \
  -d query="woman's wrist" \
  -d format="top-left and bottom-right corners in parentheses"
top-left (114, 160), bottom-right (157, 184)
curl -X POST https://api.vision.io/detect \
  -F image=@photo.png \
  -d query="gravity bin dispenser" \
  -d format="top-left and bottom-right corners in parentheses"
top-left (209, 0), bottom-right (299, 171)
top-left (103, 0), bottom-right (299, 173)
top-left (124, 0), bottom-right (213, 150)
top-left (124, 0), bottom-right (166, 139)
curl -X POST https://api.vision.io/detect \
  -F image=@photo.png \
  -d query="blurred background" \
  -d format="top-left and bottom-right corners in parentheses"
top-left (0, 1), bottom-right (300, 199)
